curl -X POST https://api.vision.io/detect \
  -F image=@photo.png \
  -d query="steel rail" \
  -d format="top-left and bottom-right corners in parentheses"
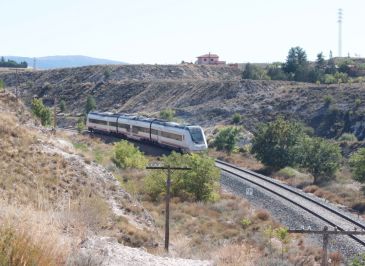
top-left (216, 159), bottom-right (365, 246)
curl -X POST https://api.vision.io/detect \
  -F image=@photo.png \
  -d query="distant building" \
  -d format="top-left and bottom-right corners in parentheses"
top-left (196, 53), bottom-right (226, 65)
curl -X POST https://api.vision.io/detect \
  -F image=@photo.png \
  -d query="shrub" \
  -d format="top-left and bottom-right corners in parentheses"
top-left (323, 95), bottom-right (333, 106)
top-left (31, 98), bottom-right (52, 126)
top-left (113, 140), bottom-right (147, 169)
top-left (76, 117), bottom-right (85, 133)
top-left (159, 108), bottom-right (175, 121)
top-left (241, 218), bottom-right (252, 228)
top-left (144, 152), bottom-right (220, 201)
top-left (104, 68), bottom-right (112, 79)
top-left (85, 95), bottom-right (96, 114)
top-left (213, 126), bottom-right (240, 154)
top-left (277, 167), bottom-right (297, 179)
top-left (294, 137), bottom-right (341, 184)
top-left (0, 79), bottom-right (4, 92)
top-left (349, 148), bottom-right (365, 182)
top-left (251, 117), bottom-right (304, 169)
top-left (355, 98), bottom-right (361, 108)
top-left (338, 133), bottom-right (358, 142)
top-left (255, 209), bottom-right (270, 221)
top-left (59, 100), bottom-right (66, 113)
top-left (232, 113), bottom-right (241, 124)
top-left (323, 74), bottom-right (336, 84)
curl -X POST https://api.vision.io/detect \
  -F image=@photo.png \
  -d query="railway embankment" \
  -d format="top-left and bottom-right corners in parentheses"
top-left (217, 160), bottom-right (365, 260)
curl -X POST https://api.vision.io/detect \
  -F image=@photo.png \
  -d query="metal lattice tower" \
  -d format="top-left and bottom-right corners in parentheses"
top-left (338, 8), bottom-right (343, 57)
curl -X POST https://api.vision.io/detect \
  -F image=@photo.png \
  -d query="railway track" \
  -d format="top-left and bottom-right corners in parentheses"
top-left (216, 159), bottom-right (365, 247)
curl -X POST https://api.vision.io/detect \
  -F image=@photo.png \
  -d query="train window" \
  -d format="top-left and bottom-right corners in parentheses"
top-left (89, 118), bottom-right (108, 125)
top-left (160, 131), bottom-right (182, 141)
top-left (118, 123), bottom-right (130, 130)
top-left (188, 127), bottom-right (204, 144)
top-left (132, 126), bottom-right (149, 134)
top-left (110, 122), bottom-right (117, 127)
top-left (151, 129), bottom-right (159, 135)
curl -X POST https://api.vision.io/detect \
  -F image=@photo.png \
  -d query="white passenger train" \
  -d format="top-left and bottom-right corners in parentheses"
top-left (86, 112), bottom-right (208, 152)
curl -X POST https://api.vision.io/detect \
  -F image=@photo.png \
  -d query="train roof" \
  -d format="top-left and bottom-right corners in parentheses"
top-left (88, 111), bottom-right (193, 129)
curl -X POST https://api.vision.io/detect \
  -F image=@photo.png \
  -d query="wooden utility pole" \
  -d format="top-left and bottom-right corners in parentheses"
top-left (146, 163), bottom-right (191, 251)
top-left (289, 226), bottom-right (365, 266)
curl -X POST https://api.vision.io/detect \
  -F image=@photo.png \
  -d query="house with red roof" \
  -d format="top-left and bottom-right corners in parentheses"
top-left (196, 53), bottom-right (226, 65)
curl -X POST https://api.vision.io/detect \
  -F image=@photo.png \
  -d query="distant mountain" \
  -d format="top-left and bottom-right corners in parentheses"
top-left (2, 55), bottom-right (126, 69)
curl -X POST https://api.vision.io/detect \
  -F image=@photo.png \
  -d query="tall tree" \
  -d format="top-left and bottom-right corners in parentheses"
top-left (85, 95), bottom-right (96, 114)
top-left (315, 52), bottom-right (325, 70)
top-left (283, 47), bottom-right (309, 81)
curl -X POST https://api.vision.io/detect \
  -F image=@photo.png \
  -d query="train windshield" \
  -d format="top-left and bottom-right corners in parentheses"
top-left (188, 127), bottom-right (205, 144)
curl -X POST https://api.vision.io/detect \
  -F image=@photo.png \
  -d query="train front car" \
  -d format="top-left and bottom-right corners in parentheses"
top-left (186, 126), bottom-right (208, 152)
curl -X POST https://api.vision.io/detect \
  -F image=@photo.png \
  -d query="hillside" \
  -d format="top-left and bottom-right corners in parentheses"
top-left (0, 91), bottom-right (217, 265)
top-left (0, 64), bottom-right (364, 140)
top-left (2, 55), bottom-right (126, 69)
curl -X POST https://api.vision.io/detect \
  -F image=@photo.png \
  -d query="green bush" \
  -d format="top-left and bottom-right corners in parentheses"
top-left (349, 148), bottom-right (365, 183)
top-left (113, 140), bottom-right (148, 169)
top-left (323, 74), bottom-right (336, 84)
top-left (214, 126), bottom-right (240, 154)
top-left (323, 95), bottom-right (333, 106)
top-left (355, 98), bottom-right (361, 109)
top-left (76, 117), bottom-right (85, 133)
top-left (0, 79), bottom-right (4, 92)
top-left (31, 98), bottom-right (52, 126)
top-left (85, 95), bottom-right (96, 114)
top-left (251, 117), bottom-right (304, 169)
top-left (232, 113), bottom-right (241, 124)
top-left (144, 152), bottom-right (220, 201)
top-left (277, 167), bottom-right (297, 179)
top-left (294, 137), bottom-right (341, 184)
top-left (159, 108), bottom-right (175, 121)
top-left (338, 133), bottom-right (358, 142)
top-left (59, 100), bottom-right (66, 113)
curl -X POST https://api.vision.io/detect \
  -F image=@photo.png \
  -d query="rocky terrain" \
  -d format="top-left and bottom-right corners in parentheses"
top-left (1, 64), bottom-right (365, 140)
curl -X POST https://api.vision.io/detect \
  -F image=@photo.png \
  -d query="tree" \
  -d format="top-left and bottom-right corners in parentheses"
top-left (243, 63), bottom-right (270, 80)
top-left (283, 47), bottom-right (308, 75)
top-left (315, 52), bottom-right (326, 70)
top-left (59, 100), bottom-right (66, 113)
top-left (31, 98), bottom-right (52, 126)
top-left (266, 63), bottom-right (287, 80)
top-left (251, 117), bottom-right (304, 169)
top-left (214, 126), bottom-right (240, 154)
top-left (349, 148), bottom-right (365, 182)
top-left (85, 95), bottom-right (96, 114)
top-left (145, 152), bottom-right (220, 201)
top-left (113, 140), bottom-right (148, 169)
top-left (159, 108), bottom-right (175, 121)
top-left (294, 137), bottom-right (341, 184)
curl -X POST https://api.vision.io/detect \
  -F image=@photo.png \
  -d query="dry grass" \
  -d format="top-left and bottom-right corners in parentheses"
top-left (208, 149), bottom-right (263, 171)
top-left (212, 244), bottom-right (257, 266)
top-left (0, 202), bottom-right (75, 265)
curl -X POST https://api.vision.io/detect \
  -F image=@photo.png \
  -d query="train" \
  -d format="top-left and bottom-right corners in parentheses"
top-left (86, 112), bottom-right (208, 152)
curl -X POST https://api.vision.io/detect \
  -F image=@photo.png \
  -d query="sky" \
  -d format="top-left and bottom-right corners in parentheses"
top-left (1, 0), bottom-right (364, 64)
